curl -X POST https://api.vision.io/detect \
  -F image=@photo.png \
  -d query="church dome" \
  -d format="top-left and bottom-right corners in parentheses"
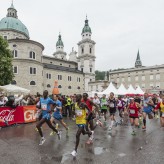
top-left (0, 3), bottom-right (29, 38)
top-left (0, 17), bottom-right (29, 38)
top-left (56, 34), bottom-right (64, 47)
top-left (82, 18), bottom-right (92, 34)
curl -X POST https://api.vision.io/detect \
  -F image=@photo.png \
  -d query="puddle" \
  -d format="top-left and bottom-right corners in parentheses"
top-left (61, 153), bottom-right (70, 163)
top-left (94, 147), bottom-right (109, 155)
top-left (118, 153), bottom-right (126, 157)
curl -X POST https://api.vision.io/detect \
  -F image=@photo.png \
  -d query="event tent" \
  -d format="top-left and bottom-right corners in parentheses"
top-left (117, 84), bottom-right (127, 95)
top-left (126, 85), bottom-right (136, 94)
top-left (101, 82), bottom-right (117, 95)
top-left (0, 84), bottom-right (30, 94)
top-left (135, 86), bottom-right (144, 95)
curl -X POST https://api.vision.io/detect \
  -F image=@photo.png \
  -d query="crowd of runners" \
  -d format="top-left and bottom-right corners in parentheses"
top-left (1, 90), bottom-right (164, 157)
top-left (31, 90), bottom-right (164, 157)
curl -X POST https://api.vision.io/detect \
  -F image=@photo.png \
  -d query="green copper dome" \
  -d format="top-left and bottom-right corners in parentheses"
top-left (82, 18), bottom-right (92, 34)
top-left (0, 3), bottom-right (29, 38)
top-left (0, 17), bottom-right (29, 38)
top-left (56, 34), bottom-right (64, 47)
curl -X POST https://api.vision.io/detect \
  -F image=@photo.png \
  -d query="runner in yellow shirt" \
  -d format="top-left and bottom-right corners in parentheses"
top-left (71, 94), bottom-right (94, 157)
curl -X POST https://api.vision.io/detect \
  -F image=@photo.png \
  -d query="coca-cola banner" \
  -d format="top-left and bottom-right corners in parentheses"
top-left (23, 105), bottom-right (36, 123)
top-left (0, 106), bottom-right (24, 127)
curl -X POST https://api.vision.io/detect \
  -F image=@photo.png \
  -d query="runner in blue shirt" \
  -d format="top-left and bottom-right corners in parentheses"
top-left (36, 90), bottom-right (61, 145)
top-left (50, 95), bottom-right (69, 136)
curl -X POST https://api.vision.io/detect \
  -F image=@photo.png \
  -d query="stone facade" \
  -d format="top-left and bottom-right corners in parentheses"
top-left (109, 65), bottom-right (164, 92)
top-left (88, 80), bottom-right (109, 92)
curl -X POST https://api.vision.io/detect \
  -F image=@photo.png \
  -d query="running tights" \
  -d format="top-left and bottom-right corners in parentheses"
top-left (36, 118), bottom-right (58, 137)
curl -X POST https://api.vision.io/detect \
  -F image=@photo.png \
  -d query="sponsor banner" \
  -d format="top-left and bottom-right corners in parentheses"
top-left (23, 105), bottom-right (37, 123)
top-left (0, 106), bottom-right (24, 127)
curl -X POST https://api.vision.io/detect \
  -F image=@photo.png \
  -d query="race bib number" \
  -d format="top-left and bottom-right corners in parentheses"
top-left (109, 103), bottom-right (114, 108)
top-left (162, 112), bottom-right (164, 118)
top-left (130, 109), bottom-right (135, 114)
top-left (76, 109), bottom-right (82, 117)
top-left (54, 107), bottom-right (57, 112)
top-left (41, 103), bottom-right (47, 110)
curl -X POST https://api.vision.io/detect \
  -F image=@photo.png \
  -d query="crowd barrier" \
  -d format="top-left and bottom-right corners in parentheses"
top-left (0, 105), bottom-right (36, 127)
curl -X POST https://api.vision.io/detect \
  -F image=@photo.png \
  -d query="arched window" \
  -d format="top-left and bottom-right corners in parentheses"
top-left (47, 84), bottom-right (51, 88)
top-left (68, 86), bottom-right (71, 89)
top-left (12, 50), bottom-right (18, 58)
top-left (58, 85), bottom-right (62, 88)
top-left (77, 86), bottom-right (80, 90)
top-left (11, 80), bottom-right (17, 85)
top-left (30, 81), bottom-right (36, 86)
top-left (29, 51), bottom-right (36, 59)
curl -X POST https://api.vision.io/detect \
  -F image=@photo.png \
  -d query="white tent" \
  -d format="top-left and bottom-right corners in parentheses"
top-left (101, 82), bottom-right (117, 96)
top-left (135, 86), bottom-right (144, 95)
top-left (0, 84), bottom-right (30, 94)
top-left (127, 85), bottom-right (136, 94)
top-left (117, 83), bottom-right (127, 95)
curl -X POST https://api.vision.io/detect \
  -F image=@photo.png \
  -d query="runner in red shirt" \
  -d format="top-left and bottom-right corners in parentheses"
top-left (127, 97), bottom-right (141, 135)
top-left (82, 93), bottom-right (102, 144)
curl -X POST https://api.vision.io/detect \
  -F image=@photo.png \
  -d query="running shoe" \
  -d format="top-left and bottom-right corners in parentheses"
top-left (142, 126), bottom-right (146, 131)
top-left (35, 128), bottom-right (39, 132)
top-left (50, 131), bottom-right (56, 136)
top-left (108, 127), bottom-right (112, 131)
top-left (56, 123), bottom-right (59, 129)
top-left (156, 115), bottom-right (159, 119)
top-left (71, 150), bottom-right (77, 157)
top-left (131, 131), bottom-right (136, 135)
top-left (57, 131), bottom-right (62, 140)
top-left (96, 120), bottom-right (103, 127)
top-left (114, 121), bottom-right (118, 127)
top-left (39, 138), bottom-right (46, 145)
top-left (89, 131), bottom-right (94, 140)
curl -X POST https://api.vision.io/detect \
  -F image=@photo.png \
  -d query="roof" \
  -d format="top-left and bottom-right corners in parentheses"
top-left (43, 63), bottom-right (83, 74)
top-left (0, 17), bottom-right (29, 38)
top-left (82, 18), bottom-right (92, 34)
top-left (56, 34), bottom-right (64, 47)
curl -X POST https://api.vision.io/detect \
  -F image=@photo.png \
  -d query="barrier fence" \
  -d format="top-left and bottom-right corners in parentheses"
top-left (0, 105), bottom-right (36, 127)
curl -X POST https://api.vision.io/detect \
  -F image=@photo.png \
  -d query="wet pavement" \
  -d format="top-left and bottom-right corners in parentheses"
top-left (0, 116), bottom-right (164, 164)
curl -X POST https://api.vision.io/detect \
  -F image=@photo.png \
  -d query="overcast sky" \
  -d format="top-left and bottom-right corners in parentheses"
top-left (1, 0), bottom-right (164, 71)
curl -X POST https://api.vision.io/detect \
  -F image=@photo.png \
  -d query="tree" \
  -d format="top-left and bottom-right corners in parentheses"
top-left (0, 36), bottom-right (14, 85)
top-left (95, 70), bottom-right (106, 80)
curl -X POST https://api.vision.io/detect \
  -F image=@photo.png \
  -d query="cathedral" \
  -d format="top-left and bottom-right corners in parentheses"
top-left (0, 2), bottom-right (96, 95)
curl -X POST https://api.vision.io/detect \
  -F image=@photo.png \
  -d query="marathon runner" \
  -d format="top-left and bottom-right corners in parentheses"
top-left (127, 98), bottom-right (141, 135)
top-left (142, 93), bottom-right (154, 130)
top-left (108, 92), bottom-right (117, 130)
top-left (155, 94), bottom-right (164, 127)
top-left (36, 90), bottom-right (61, 145)
top-left (50, 95), bottom-right (69, 136)
top-left (71, 94), bottom-right (94, 157)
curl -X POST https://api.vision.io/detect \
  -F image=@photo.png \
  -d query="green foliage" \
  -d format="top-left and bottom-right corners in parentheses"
top-left (95, 70), bottom-right (108, 80)
top-left (0, 36), bottom-right (14, 85)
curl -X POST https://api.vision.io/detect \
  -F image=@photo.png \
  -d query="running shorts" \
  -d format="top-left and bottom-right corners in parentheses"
top-left (109, 108), bottom-right (116, 115)
top-left (101, 109), bottom-right (107, 114)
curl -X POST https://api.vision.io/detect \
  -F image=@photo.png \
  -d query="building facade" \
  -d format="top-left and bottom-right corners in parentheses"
top-left (109, 50), bottom-right (164, 93)
top-left (0, 3), bottom-right (96, 95)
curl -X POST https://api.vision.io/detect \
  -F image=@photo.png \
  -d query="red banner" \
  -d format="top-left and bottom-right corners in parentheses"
top-left (0, 106), bottom-right (24, 127)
